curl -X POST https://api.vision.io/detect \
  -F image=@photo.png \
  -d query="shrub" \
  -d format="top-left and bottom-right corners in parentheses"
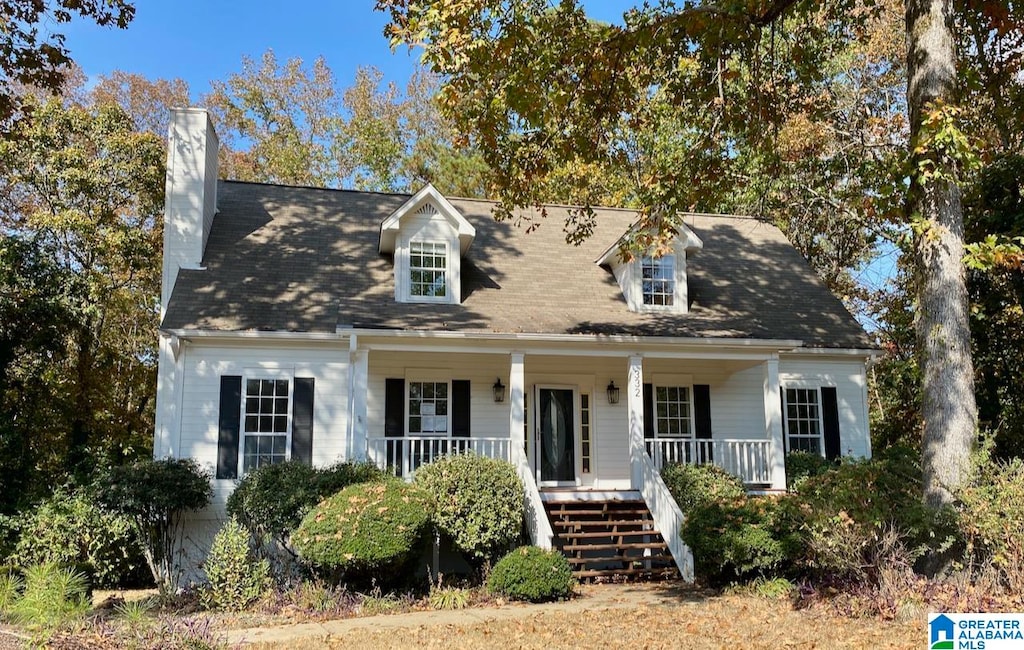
top-left (794, 446), bottom-right (956, 581)
top-left (957, 453), bottom-right (1024, 592)
top-left (682, 495), bottom-right (803, 583)
top-left (202, 518), bottom-right (270, 611)
top-left (785, 451), bottom-right (835, 491)
top-left (292, 481), bottom-right (432, 583)
top-left (9, 486), bottom-right (147, 588)
top-left (7, 563), bottom-right (89, 631)
top-left (226, 460), bottom-right (386, 553)
top-left (95, 458), bottom-right (212, 594)
top-left (415, 453), bottom-right (524, 565)
top-left (0, 568), bottom-right (22, 614)
top-left (661, 462), bottom-right (745, 513)
top-left (429, 585), bottom-right (470, 610)
top-left (487, 546), bottom-right (574, 602)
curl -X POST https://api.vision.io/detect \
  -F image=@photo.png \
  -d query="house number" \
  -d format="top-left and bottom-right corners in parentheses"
top-left (630, 367), bottom-right (641, 397)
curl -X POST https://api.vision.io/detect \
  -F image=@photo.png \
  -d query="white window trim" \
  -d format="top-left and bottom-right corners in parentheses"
top-left (781, 382), bottom-right (831, 457)
top-left (620, 241), bottom-right (689, 314)
top-left (407, 239), bottom-right (451, 303)
top-left (238, 368), bottom-right (295, 475)
top-left (404, 370), bottom-right (452, 437)
top-left (651, 380), bottom-right (696, 439)
top-left (639, 254), bottom-right (677, 310)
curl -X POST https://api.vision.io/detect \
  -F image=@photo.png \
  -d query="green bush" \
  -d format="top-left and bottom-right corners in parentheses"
top-left (794, 446), bottom-right (956, 580)
top-left (292, 481), bottom-right (432, 583)
top-left (414, 453), bottom-right (524, 564)
top-left (957, 453), bottom-right (1024, 591)
top-left (95, 458), bottom-right (212, 594)
top-left (682, 495), bottom-right (802, 583)
top-left (487, 546), bottom-right (574, 602)
top-left (202, 518), bottom-right (270, 611)
top-left (785, 451), bottom-right (835, 492)
top-left (226, 460), bottom-right (386, 552)
top-left (661, 462), bottom-right (745, 512)
top-left (9, 486), bottom-right (147, 588)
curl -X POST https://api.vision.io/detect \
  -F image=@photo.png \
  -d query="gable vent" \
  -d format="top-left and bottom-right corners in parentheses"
top-left (415, 203), bottom-right (439, 216)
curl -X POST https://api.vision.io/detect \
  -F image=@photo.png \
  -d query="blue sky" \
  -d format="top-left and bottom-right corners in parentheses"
top-left (63, 1), bottom-right (627, 97)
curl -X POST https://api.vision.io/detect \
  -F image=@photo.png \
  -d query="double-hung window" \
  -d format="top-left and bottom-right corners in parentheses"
top-left (242, 378), bottom-right (291, 473)
top-left (409, 241), bottom-right (448, 299)
top-left (655, 385), bottom-right (692, 437)
top-left (408, 380), bottom-right (449, 435)
top-left (641, 255), bottom-right (675, 306)
top-left (783, 387), bottom-right (822, 454)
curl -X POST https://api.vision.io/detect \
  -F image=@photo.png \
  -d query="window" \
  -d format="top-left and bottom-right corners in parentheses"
top-left (641, 255), bottom-right (675, 306)
top-left (408, 381), bottom-right (449, 435)
top-left (580, 393), bottom-right (592, 473)
top-left (655, 386), bottom-right (692, 436)
top-left (242, 378), bottom-right (290, 473)
top-left (409, 241), bottom-right (447, 298)
top-left (784, 387), bottom-right (822, 454)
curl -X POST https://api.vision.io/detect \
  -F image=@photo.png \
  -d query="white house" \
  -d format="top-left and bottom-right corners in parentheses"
top-left (155, 109), bottom-right (878, 581)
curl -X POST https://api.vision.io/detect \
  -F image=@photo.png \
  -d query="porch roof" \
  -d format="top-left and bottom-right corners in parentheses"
top-left (161, 180), bottom-right (873, 349)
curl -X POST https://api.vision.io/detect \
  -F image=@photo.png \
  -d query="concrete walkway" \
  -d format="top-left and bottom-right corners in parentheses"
top-left (227, 581), bottom-right (704, 646)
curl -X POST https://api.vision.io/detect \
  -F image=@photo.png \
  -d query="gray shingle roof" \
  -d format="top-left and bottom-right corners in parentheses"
top-left (161, 180), bottom-right (873, 348)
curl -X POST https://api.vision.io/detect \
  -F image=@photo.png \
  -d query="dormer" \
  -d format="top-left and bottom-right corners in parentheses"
top-left (379, 184), bottom-right (476, 304)
top-left (596, 223), bottom-right (703, 314)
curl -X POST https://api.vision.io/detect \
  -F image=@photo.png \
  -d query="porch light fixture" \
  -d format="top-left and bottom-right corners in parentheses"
top-left (493, 378), bottom-right (506, 403)
top-left (606, 381), bottom-right (620, 405)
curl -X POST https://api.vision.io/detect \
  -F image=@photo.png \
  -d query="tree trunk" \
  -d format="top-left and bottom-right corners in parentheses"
top-left (905, 0), bottom-right (977, 507)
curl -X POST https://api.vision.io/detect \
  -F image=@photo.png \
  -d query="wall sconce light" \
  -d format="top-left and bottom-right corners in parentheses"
top-left (606, 381), bottom-right (620, 405)
top-left (493, 378), bottom-right (506, 403)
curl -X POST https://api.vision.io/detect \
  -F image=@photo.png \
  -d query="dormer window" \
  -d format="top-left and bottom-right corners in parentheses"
top-left (641, 255), bottom-right (675, 307)
top-left (410, 241), bottom-right (448, 299)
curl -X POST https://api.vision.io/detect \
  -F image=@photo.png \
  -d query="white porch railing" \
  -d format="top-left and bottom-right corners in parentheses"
top-left (645, 438), bottom-right (773, 485)
top-left (368, 436), bottom-right (511, 478)
top-left (511, 443), bottom-right (554, 549)
top-left (633, 442), bottom-right (695, 582)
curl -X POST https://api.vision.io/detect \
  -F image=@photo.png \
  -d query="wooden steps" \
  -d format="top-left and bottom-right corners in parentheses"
top-left (543, 497), bottom-right (680, 582)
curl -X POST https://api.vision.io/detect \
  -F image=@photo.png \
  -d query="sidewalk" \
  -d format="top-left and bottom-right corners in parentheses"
top-left (227, 581), bottom-right (701, 646)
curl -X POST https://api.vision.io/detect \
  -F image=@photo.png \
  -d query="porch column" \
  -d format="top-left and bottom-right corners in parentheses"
top-left (764, 355), bottom-right (786, 490)
top-left (509, 353), bottom-right (525, 458)
top-left (627, 354), bottom-right (645, 490)
top-left (352, 348), bottom-right (369, 460)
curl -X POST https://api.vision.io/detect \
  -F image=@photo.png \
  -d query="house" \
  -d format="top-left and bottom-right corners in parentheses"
top-left (155, 109), bottom-right (878, 581)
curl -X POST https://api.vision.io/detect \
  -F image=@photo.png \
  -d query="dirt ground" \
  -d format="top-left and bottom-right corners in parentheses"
top-left (245, 584), bottom-right (925, 650)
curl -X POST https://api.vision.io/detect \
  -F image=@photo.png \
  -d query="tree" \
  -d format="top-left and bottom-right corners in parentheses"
top-left (90, 70), bottom-right (191, 138)
top-left (376, 0), bottom-right (1011, 503)
top-left (0, 96), bottom-right (165, 475)
top-left (0, 0), bottom-right (135, 125)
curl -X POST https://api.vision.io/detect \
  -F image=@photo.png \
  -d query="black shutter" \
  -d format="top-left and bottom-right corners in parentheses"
top-left (216, 375), bottom-right (242, 480)
top-left (452, 380), bottom-right (471, 438)
top-left (821, 387), bottom-right (842, 462)
top-left (291, 377), bottom-right (315, 465)
top-left (643, 383), bottom-right (654, 439)
top-left (385, 378), bottom-right (405, 437)
top-left (693, 384), bottom-right (713, 464)
top-left (781, 389), bottom-right (788, 454)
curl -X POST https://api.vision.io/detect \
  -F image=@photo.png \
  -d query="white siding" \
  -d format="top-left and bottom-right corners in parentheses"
top-left (779, 357), bottom-right (871, 458)
top-left (173, 340), bottom-right (350, 513)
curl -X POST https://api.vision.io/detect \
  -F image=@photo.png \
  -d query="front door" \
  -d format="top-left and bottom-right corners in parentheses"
top-left (537, 387), bottom-right (576, 485)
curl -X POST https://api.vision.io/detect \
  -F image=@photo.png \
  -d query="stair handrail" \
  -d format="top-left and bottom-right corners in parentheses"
top-left (511, 443), bottom-right (554, 549)
top-left (633, 449), bottom-right (695, 581)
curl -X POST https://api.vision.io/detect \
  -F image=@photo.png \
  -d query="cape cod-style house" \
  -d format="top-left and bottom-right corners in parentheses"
top-left (155, 109), bottom-right (878, 581)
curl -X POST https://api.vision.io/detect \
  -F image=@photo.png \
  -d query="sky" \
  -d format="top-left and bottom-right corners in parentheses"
top-left (62, 1), bottom-right (627, 99)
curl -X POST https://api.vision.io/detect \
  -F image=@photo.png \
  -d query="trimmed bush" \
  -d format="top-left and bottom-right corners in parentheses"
top-left (414, 453), bottom-right (524, 564)
top-left (682, 495), bottom-right (803, 583)
top-left (292, 481), bottom-right (432, 582)
top-left (957, 453), bottom-right (1024, 591)
top-left (226, 461), bottom-right (386, 553)
top-left (785, 451), bottom-right (835, 492)
top-left (95, 458), bottom-right (212, 594)
top-left (661, 462), bottom-right (745, 513)
top-left (487, 546), bottom-right (574, 602)
top-left (202, 518), bottom-right (270, 611)
top-left (9, 486), bottom-right (147, 588)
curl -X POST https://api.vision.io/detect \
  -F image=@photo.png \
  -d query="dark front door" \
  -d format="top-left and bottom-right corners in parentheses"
top-left (538, 388), bottom-right (576, 483)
